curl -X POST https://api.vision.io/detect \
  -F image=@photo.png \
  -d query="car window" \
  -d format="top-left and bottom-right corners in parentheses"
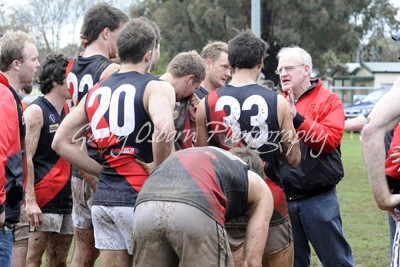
top-left (361, 88), bottom-right (390, 104)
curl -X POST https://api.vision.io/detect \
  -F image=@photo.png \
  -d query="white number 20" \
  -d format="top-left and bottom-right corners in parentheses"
top-left (87, 84), bottom-right (136, 139)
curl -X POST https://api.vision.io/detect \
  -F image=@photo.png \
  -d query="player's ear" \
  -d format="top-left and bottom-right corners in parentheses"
top-left (101, 27), bottom-right (111, 40)
top-left (12, 59), bottom-right (21, 71)
top-left (205, 58), bottom-right (212, 71)
top-left (186, 74), bottom-right (194, 84)
top-left (144, 49), bottom-right (153, 63)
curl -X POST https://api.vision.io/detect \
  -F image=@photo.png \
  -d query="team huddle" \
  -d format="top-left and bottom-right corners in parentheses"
top-left (4, 2), bottom-right (387, 267)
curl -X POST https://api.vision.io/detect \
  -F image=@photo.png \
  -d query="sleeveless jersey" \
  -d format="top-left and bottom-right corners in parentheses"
top-left (136, 147), bottom-right (249, 226)
top-left (205, 84), bottom-right (281, 185)
top-left (66, 55), bottom-right (113, 172)
top-left (205, 85), bottom-right (290, 224)
top-left (195, 85), bottom-right (209, 99)
top-left (31, 97), bottom-right (72, 214)
top-left (85, 71), bottom-right (157, 207)
top-left (66, 55), bottom-right (112, 106)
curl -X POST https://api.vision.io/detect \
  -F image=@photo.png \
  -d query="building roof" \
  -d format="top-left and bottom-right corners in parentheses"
top-left (361, 62), bottom-right (400, 73)
top-left (329, 63), bottom-right (361, 76)
top-left (344, 63), bottom-right (361, 74)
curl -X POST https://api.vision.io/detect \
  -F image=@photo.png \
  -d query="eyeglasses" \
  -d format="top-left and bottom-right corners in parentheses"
top-left (275, 64), bottom-right (305, 75)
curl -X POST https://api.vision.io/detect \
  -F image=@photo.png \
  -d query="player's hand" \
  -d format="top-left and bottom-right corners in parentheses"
top-left (110, 57), bottom-right (121, 64)
top-left (285, 88), bottom-right (297, 117)
top-left (390, 146), bottom-right (400, 168)
top-left (25, 201), bottom-right (43, 230)
top-left (389, 146), bottom-right (400, 173)
top-left (380, 193), bottom-right (400, 214)
top-left (190, 93), bottom-right (200, 108)
top-left (135, 159), bottom-right (155, 175)
top-left (87, 177), bottom-right (99, 192)
top-left (79, 169), bottom-right (99, 192)
top-left (389, 209), bottom-right (399, 222)
top-left (0, 210), bottom-right (4, 227)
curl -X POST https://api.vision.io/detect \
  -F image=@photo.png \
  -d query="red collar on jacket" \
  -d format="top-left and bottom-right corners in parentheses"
top-left (0, 73), bottom-right (10, 88)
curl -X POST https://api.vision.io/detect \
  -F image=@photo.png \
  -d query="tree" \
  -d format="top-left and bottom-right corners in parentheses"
top-left (130, 0), bottom-right (250, 57)
top-left (268, 0), bottom-right (366, 78)
top-left (2, 0), bottom-right (399, 74)
top-left (130, 0), bottom-right (400, 79)
top-left (351, 0), bottom-right (400, 62)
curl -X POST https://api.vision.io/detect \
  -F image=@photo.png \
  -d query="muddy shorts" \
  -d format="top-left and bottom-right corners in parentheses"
top-left (29, 213), bottom-right (73, 235)
top-left (91, 205), bottom-right (134, 254)
top-left (12, 206), bottom-right (29, 246)
top-left (72, 175), bottom-right (94, 229)
top-left (226, 218), bottom-right (293, 255)
top-left (133, 201), bottom-right (233, 267)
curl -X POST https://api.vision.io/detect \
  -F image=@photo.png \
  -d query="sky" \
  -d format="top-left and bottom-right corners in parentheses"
top-left (2, 0), bottom-right (27, 8)
top-left (1, 0), bottom-right (131, 47)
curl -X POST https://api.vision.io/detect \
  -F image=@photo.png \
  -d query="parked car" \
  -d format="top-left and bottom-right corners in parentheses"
top-left (344, 87), bottom-right (390, 119)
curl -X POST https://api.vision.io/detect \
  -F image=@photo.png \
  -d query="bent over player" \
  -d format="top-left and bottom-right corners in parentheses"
top-left (133, 146), bottom-right (273, 267)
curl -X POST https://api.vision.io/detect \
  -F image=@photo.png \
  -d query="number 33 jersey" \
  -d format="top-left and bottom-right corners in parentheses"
top-left (85, 71), bottom-right (158, 207)
top-left (205, 84), bottom-right (281, 185)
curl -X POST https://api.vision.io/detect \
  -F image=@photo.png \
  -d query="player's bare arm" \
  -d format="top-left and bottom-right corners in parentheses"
top-left (194, 98), bottom-right (210, 147)
top-left (244, 170), bottom-right (273, 267)
top-left (24, 104), bottom-right (44, 229)
top-left (52, 95), bottom-right (101, 187)
top-left (362, 76), bottom-right (400, 211)
top-left (277, 95), bottom-right (301, 167)
top-left (145, 80), bottom-right (176, 169)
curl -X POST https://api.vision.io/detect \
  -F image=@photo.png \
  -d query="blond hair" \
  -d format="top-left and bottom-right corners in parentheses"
top-left (201, 41), bottom-right (228, 62)
top-left (0, 30), bottom-right (36, 72)
top-left (167, 51), bottom-right (206, 84)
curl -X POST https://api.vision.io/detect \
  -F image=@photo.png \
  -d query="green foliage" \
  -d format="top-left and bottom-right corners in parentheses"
top-left (272, 0), bottom-right (363, 76)
top-left (130, 0), bottom-right (400, 76)
top-left (150, 45), bottom-right (170, 76)
top-left (1, 0), bottom-right (399, 70)
top-left (352, 0), bottom-right (400, 62)
top-left (130, 0), bottom-right (251, 59)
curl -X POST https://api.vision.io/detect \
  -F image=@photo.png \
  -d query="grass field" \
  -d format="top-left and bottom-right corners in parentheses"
top-left (310, 132), bottom-right (390, 267)
top-left (58, 132), bottom-right (390, 266)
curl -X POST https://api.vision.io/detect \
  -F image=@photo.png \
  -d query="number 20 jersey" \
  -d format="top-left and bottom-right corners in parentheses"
top-left (85, 71), bottom-right (158, 207)
top-left (205, 84), bottom-right (281, 185)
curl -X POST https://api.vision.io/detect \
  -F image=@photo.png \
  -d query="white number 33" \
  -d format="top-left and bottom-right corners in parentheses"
top-left (215, 95), bottom-right (269, 148)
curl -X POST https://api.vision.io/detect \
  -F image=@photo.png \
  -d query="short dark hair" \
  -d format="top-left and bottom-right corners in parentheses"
top-left (80, 3), bottom-right (128, 47)
top-left (38, 54), bottom-right (69, 95)
top-left (229, 146), bottom-right (265, 179)
top-left (21, 83), bottom-right (33, 94)
top-left (138, 16), bottom-right (160, 48)
top-left (117, 18), bottom-right (156, 64)
top-left (228, 30), bottom-right (268, 70)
